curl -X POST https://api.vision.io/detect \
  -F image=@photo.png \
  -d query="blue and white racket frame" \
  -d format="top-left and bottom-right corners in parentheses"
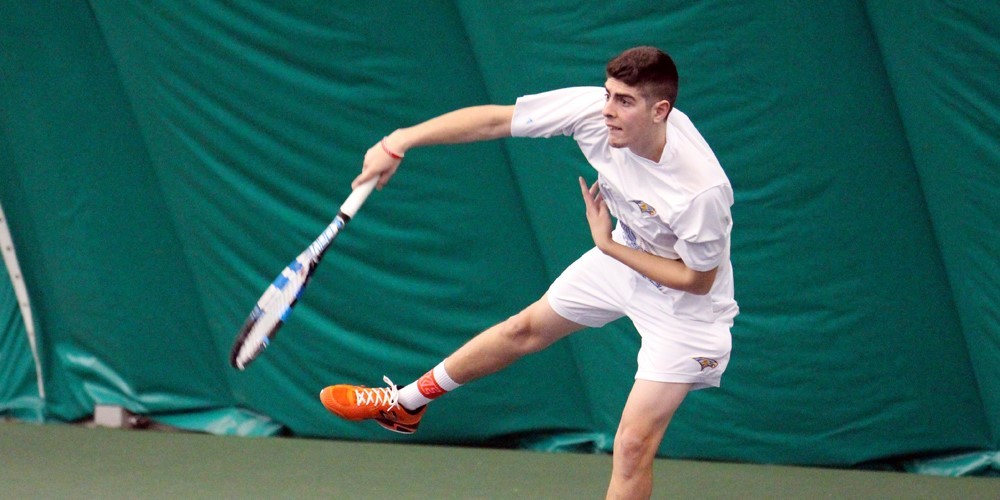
top-left (229, 178), bottom-right (377, 370)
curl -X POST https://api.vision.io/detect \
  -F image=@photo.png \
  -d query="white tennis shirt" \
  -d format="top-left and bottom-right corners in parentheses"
top-left (511, 86), bottom-right (738, 324)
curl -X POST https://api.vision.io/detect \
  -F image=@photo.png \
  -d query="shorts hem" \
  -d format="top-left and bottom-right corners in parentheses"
top-left (634, 372), bottom-right (721, 391)
top-left (545, 294), bottom-right (611, 328)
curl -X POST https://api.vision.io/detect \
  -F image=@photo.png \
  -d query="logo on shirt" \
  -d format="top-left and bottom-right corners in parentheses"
top-left (630, 200), bottom-right (657, 217)
top-left (692, 357), bottom-right (719, 371)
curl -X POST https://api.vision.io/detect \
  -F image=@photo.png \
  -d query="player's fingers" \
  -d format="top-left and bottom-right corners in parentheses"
top-left (352, 169), bottom-right (378, 189)
top-left (354, 146), bottom-right (379, 188)
top-left (375, 167), bottom-right (397, 190)
top-left (578, 177), bottom-right (592, 204)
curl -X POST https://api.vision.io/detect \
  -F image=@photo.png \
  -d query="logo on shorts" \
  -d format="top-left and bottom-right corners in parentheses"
top-left (692, 357), bottom-right (718, 371)
top-left (630, 200), bottom-right (657, 217)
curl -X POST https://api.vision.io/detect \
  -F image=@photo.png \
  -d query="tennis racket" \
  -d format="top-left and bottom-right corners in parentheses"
top-left (229, 177), bottom-right (378, 370)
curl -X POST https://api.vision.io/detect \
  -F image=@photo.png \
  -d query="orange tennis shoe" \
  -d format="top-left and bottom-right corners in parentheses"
top-left (319, 376), bottom-right (426, 434)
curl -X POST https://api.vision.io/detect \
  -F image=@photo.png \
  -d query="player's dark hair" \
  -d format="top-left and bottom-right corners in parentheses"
top-left (606, 46), bottom-right (679, 106)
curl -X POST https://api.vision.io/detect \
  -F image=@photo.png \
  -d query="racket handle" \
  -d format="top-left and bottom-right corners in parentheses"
top-left (339, 177), bottom-right (378, 218)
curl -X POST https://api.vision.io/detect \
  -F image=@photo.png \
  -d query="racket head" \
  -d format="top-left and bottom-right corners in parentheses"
top-left (230, 253), bottom-right (316, 370)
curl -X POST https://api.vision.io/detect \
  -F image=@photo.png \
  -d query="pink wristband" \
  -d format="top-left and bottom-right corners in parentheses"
top-left (380, 138), bottom-right (403, 160)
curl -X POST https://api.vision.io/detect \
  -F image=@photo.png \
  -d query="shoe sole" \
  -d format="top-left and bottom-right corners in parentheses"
top-left (375, 417), bottom-right (419, 434)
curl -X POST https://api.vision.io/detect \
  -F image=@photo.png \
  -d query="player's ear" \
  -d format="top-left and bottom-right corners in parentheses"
top-left (653, 99), bottom-right (672, 122)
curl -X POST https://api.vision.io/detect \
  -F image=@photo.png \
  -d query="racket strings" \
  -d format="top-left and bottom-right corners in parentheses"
top-left (353, 376), bottom-right (400, 410)
top-left (234, 266), bottom-right (310, 369)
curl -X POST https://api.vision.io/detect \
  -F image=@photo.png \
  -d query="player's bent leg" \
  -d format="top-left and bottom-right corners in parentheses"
top-left (607, 380), bottom-right (691, 500)
top-left (320, 294), bottom-right (581, 434)
top-left (444, 294), bottom-right (585, 384)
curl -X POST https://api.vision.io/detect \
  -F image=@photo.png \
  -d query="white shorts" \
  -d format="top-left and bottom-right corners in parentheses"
top-left (546, 247), bottom-right (732, 390)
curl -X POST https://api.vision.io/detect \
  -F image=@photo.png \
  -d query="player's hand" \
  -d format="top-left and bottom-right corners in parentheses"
top-left (353, 135), bottom-right (405, 190)
top-left (578, 177), bottom-right (613, 250)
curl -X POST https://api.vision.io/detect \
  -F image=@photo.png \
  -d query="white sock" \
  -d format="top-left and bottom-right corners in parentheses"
top-left (398, 361), bottom-right (461, 410)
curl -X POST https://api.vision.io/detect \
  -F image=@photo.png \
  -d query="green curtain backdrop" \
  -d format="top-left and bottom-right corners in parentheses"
top-left (1, 0), bottom-right (997, 474)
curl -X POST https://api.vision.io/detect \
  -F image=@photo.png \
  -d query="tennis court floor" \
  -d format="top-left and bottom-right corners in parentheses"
top-left (2, 421), bottom-right (995, 499)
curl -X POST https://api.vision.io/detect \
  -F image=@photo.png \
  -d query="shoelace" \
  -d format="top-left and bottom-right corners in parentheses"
top-left (353, 375), bottom-right (399, 411)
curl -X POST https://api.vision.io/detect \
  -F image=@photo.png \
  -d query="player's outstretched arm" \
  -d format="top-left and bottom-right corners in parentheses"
top-left (353, 105), bottom-right (515, 189)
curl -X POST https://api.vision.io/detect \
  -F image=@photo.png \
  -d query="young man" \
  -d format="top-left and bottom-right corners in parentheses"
top-left (320, 46), bottom-right (737, 499)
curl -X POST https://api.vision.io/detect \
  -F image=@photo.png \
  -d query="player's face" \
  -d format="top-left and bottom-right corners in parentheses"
top-left (602, 78), bottom-right (663, 149)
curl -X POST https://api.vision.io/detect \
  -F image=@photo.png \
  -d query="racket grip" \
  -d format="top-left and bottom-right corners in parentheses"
top-left (339, 177), bottom-right (378, 218)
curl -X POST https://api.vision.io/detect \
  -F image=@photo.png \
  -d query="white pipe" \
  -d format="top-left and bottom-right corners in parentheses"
top-left (0, 200), bottom-right (46, 410)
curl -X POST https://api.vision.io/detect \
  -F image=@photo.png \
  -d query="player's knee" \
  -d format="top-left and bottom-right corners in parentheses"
top-left (499, 311), bottom-right (547, 355)
top-left (613, 427), bottom-right (657, 475)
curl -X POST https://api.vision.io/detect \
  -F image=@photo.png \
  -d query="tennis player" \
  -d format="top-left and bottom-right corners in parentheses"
top-left (320, 46), bottom-right (737, 499)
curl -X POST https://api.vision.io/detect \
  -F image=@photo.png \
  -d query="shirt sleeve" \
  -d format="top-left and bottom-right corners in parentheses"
top-left (672, 185), bottom-right (734, 272)
top-left (511, 87), bottom-right (605, 139)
